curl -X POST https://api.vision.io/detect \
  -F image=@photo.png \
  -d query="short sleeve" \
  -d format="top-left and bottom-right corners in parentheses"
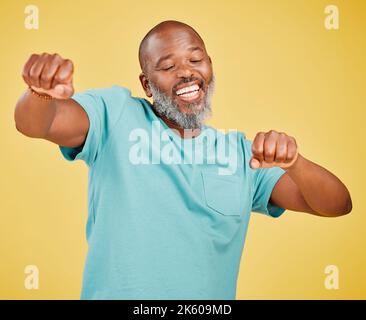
top-left (243, 139), bottom-right (287, 218)
top-left (59, 85), bottom-right (130, 166)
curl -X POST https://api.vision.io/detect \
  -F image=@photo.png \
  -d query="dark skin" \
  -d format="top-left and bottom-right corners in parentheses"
top-left (139, 21), bottom-right (213, 138)
top-left (14, 20), bottom-right (352, 217)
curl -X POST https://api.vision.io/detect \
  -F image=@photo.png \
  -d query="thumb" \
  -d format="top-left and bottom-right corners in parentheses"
top-left (54, 83), bottom-right (74, 99)
top-left (250, 157), bottom-right (261, 169)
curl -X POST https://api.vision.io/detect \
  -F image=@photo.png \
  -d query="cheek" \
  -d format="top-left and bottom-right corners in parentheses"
top-left (199, 64), bottom-right (213, 83)
top-left (152, 76), bottom-right (175, 95)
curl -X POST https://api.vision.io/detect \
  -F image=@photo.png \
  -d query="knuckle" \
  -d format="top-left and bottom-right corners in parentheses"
top-left (40, 73), bottom-right (50, 82)
top-left (264, 149), bottom-right (274, 158)
top-left (54, 72), bottom-right (65, 82)
top-left (279, 132), bottom-right (287, 138)
top-left (65, 59), bottom-right (74, 69)
top-left (289, 138), bottom-right (297, 147)
top-left (51, 53), bottom-right (61, 62)
top-left (29, 69), bottom-right (37, 79)
top-left (29, 53), bottom-right (38, 60)
top-left (269, 129), bottom-right (277, 134)
top-left (252, 142), bottom-right (263, 152)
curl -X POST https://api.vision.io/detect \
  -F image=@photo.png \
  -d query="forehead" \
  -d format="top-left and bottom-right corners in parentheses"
top-left (144, 27), bottom-right (205, 63)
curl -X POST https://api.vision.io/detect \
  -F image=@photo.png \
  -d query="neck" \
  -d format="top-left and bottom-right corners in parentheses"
top-left (159, 114), bottom-right (201, 139)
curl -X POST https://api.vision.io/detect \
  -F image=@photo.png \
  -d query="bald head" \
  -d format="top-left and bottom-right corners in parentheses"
top-left (138, 20), bottom-right (214, 130)
top-left (138, 20), bottom-right (206, 73)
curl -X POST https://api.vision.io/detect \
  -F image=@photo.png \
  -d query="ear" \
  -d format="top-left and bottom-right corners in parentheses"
top-left (139, 72), bottom-right (153, 98)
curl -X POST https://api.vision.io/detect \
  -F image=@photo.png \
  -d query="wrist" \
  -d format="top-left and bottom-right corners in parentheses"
top-left (28, 86), bottom-right (53, 100)
top-left (285, 152), bottom-right (304, 173)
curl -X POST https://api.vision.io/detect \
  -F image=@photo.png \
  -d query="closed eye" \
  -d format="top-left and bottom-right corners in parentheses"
top-left (190, 59), bottom-right (202, 63)
top-left (162, 65), bottom-right (174, 71)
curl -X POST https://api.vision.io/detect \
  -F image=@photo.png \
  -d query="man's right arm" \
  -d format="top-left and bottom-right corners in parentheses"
top-left (14, 53), bottom-right (89, 148)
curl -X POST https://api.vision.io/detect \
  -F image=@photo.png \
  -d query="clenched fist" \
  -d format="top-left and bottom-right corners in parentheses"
top-left (250, 130), bottom-right (299, 169)
top-left (22, 53), bottom-right (74, 99)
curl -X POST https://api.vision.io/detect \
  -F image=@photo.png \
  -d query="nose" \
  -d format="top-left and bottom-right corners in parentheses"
top-left (176, 64), bottom-right (194, 79)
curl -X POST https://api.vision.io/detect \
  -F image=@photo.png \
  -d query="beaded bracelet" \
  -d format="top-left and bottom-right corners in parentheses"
top-left (28, 86), bottom-right (53, 100)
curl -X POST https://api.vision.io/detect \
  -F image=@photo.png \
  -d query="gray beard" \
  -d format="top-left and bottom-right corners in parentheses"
top-left (149, 75), bottom-right (215, 129)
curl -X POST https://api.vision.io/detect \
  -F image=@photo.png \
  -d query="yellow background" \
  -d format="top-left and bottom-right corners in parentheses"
top-left (0, 0), bottom-right (365, 299)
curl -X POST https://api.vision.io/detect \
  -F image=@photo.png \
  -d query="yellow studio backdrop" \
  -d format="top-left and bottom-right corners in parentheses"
top-left (0, 0), bottom-right (365, 299)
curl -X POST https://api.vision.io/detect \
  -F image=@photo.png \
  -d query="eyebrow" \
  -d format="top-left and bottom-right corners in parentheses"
top-left (155, 46), bottom-right (204, 68)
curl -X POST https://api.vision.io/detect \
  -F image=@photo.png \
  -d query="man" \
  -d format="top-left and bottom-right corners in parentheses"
top-left (14, 20), bottom-right (352, 299)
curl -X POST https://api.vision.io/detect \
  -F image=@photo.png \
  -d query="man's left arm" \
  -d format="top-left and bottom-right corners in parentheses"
top-left (250, 130), bottom-right (352, 217)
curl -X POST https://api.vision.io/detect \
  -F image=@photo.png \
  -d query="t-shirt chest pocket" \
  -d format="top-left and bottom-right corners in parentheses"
top-left (201, 171), bottom-right (242, 216)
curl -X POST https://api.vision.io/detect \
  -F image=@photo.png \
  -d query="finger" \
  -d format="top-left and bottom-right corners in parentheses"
top-left (251, 132), bottom-right (265, 164)
top-left (40, 54), bottom-right (62, 90)
top-left (53, 59), bottom-right (74, 86)
top-left (274, 133), bottom-right (288, 163)
top-left (250, 157), bottom-right (261, 169)
top-left (28, 53), bottom-right (48, 88)
top-left (53, 83), bottom-right (74, 99)
top-left (22, 54), bottom-right (39, 86)
top-left (263, 130), bottom-right (277, 163)
top-left (286, 138), bottom-right (298, 164)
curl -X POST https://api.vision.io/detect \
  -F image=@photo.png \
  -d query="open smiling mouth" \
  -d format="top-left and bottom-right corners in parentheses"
top-left (174, 84), bottom-right (203, 103)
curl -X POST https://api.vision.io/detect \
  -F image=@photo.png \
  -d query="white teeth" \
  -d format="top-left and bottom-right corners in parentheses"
top-left (180, 91), bottom-right (199, 98)
top-left (175, 84), bottom-right (200, 95)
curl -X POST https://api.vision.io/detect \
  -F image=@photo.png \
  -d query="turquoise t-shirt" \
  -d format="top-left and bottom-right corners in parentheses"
top-left (59, 85), bottom-right (286, 300)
